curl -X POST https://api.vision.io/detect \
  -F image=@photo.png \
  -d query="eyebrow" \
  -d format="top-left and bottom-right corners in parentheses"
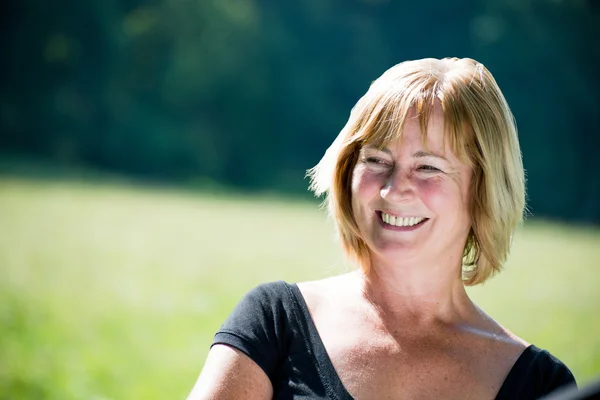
top-left (413, 150), bottom-right (449, 162)
top-left (363, 146), bottom-right (448, 162)
top-left (363, 144), bottom-right (392, 154)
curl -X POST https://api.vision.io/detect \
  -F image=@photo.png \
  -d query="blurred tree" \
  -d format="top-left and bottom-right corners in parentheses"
top-left (0, 0), bottom-right (598, 222)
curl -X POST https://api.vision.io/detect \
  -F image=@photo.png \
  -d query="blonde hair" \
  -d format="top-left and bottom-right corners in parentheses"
top-left (308, 57), bottom-right (525, 286)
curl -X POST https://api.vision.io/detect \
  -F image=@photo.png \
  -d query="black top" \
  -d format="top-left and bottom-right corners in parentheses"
top-left (212, 281), bottom-right (576, 399)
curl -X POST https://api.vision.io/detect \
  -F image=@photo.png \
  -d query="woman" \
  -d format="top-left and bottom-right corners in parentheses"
top-left (189, 57), bottom-right (576, 399)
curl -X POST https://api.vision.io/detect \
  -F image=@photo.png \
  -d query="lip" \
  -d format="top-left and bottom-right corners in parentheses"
top-left (376, 211), bottom-right (429, 231)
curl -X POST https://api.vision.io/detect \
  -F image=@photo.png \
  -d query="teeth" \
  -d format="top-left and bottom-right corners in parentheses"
top-left (381, 212), bottom-right (425, 227)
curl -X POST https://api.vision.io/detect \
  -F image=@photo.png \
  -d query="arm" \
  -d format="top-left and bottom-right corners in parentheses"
top-left (186, 344), bottom-right (273, 400)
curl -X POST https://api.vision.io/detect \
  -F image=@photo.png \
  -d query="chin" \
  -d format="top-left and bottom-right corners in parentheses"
top-left (371, 239), bottom-right (421, 256)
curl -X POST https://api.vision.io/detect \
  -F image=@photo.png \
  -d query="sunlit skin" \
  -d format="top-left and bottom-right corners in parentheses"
top-left (189, 58), bottom-right (566, 399)
top-left (351, 105), bottom-right (473, 300)
top-left (192, 104), bottom-right (531, 400)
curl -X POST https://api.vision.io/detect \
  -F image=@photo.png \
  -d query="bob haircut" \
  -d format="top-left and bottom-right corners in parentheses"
top-left (308, 57), bottom-right (525, 286)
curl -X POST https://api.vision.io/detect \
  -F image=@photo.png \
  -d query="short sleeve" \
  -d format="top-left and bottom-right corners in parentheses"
top-left (211, 281), bottom-right (290, 380)
top-left (496, 345), bottom-right (577, 400)
top-left (535, 350), bottom-right (577, 397)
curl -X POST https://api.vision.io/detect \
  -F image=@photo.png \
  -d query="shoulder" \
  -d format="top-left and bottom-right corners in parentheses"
top-left (243, 280), bottom-right (293, 301)
top-left (467, 305), bottom-right (530, 358)
top-left (497, 345), bottom-right (576, 399)
top-left (212, 281), bottom-right (297, 380)
top-left (296, 272), bottom-right (362, 296)
top-left (225, 280), bottom-right (295, 316)
top-left (525, 345), bottom-right (576, 387)
top-left (219, 280), bottom-right (297, 331)
top-left (296, 272), bottom-right (361, 313)
top-left (463, 310), bottom-right (576, 398)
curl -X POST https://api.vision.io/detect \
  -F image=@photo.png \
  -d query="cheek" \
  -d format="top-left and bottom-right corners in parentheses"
top-left (352, 167), bottom-right (384, 195)
top-left (350, 167), bottom-right (369, 212)
top-left (350, 167), bottom-right (363, 193)
top-left (415, 177), bottom-right (468, 211)
top-left (351, 168), bottom-right (387, 222)
top-left (414, 176), bottom-right (444, 198)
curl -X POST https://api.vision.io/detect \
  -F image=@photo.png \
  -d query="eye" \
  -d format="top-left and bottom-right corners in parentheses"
top-left (418, 165), bottom-right (440, 172)
top-left (365, 157), bottom-right (387, 165)
top-left (362, 156), bottom-right (392, 172)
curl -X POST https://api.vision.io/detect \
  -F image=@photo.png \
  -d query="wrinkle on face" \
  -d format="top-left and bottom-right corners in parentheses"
top-left (350, 104), bottom-right (473, 267)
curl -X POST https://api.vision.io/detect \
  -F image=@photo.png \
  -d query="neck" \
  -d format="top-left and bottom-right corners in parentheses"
top-left (357, 253), bottom-right (476, 325)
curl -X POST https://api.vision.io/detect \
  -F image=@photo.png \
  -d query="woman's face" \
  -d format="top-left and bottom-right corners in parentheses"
top-left (351, 107), bottom-right (472, 266)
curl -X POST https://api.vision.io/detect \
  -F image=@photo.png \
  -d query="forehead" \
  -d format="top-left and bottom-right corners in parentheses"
top-left (363, 105), bottom-right (444, 149)
top-left (358, 103), bottom-right (472, 165)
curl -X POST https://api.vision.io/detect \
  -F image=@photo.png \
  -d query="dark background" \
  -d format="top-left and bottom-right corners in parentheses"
top-left (1, 0), bottom-right (599, 223)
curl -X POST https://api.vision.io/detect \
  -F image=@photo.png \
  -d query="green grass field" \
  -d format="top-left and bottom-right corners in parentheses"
top-left (0, 176), bottom-right (599, 399)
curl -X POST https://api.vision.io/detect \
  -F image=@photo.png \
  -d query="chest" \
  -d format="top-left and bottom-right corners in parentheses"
top-left (317, 322), bottom-right (516, 400)
top-left (332, 341), bottom-right (501, 399)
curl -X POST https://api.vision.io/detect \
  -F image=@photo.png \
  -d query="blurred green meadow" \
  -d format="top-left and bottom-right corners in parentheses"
top-left (0, 176), bottom-right (599, 399)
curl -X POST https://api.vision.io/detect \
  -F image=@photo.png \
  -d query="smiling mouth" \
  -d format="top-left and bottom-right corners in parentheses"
top-left (380, 211), bottom-right (428, 227)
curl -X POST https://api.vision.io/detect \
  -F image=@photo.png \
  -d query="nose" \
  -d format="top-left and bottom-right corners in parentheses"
top-left (380, 169), bottom-right (416, 202)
